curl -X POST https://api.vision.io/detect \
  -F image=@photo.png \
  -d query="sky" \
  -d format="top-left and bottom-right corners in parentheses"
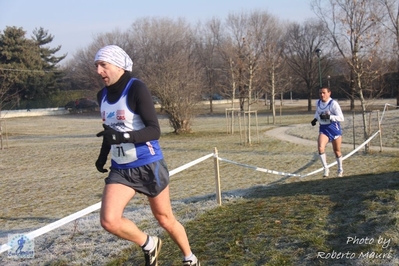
top-left (0, 0), bottom-right (316, 61)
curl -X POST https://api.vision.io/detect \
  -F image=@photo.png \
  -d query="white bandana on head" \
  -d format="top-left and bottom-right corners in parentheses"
top-left (94, 45), bottom-right (133, 71)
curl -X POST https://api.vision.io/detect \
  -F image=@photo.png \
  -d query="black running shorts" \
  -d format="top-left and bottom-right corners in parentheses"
top-left (105, 159), bottom-right (170, 197)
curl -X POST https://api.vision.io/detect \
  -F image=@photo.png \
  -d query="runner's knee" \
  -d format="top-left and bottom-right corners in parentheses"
top-left (155, 213), bottom-right (176, 231)
top-left (100, 215), bottom-right (120, 233)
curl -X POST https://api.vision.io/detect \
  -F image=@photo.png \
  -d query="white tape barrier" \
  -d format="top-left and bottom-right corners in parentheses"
top-left (218, 157), bottom-right (302, 177)
top-left (379, 104), bottom-right (398, 136)
top-left (169, 153), bottom-right (214, 176)
top-left (380, 103), bottom-right (398, 123)
top-left (0, 202), bottom-right (102, 254)
top-left (218, 129), bottom-right (383, 179)
top-left (0, 153), bottom-right (214, 254)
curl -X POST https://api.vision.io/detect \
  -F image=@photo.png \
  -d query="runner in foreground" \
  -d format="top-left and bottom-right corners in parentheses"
top-left (94, 44), bottom-right (200, 266)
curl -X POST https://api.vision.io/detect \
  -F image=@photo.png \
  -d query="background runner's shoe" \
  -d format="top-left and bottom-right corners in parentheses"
top-left (337, 170), bottom-right (344, 177)
top-left (143, 236), bottom-right (162, 266)
top-left (183, 259), bottom-right (200, 266)
top-left (323, 168), bottom-right (329, 177)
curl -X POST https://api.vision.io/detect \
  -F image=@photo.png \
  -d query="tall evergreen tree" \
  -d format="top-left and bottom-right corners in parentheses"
top-left (0, 26), bottom-right (41, 109)
top-left (0, 26), bottom-right (67, 108)
top-left (29, 27), bottom-right (67, 99)
top-left (32, 27), bottom-right (66, 68)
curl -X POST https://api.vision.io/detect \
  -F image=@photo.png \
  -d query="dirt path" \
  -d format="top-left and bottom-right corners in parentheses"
top-left (265, 124), bottom-right (399, 152)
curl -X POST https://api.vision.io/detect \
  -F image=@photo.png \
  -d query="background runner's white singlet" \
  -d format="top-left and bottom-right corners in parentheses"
top-left (315, 98), bottom-right (344, 125)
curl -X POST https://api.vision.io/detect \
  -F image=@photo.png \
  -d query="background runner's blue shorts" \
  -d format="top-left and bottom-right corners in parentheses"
top-left (105, 159), bottom-right (170, 197)
top-left (320, 122), bottom-right (342, 142)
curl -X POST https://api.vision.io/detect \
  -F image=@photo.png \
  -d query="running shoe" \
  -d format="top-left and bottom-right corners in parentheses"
top-left (183, 259), bottom-right (201, 266)
top-left (337, 170), bottom-right (344, 177)
top-left (143, 236), bottom-right (162, 266)
top-left (323, 168), bottom-right (329, 177)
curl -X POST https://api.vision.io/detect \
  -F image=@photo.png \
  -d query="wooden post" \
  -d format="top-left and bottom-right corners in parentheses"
top-left (243, 111), bottom-right (247, 144)
top-left (213, 147), bottom-right (222, 206)
top-left (377, 110), bottom-right (383, 152)
top-left (0, 119), bottom-right (3, 150)
top-left (5, 119), bottom-right (8, 148)
top-left (231, 109), bottom-right (235, 134)
top-left (368, 111), bottom-right (372, 140)
top-left (238, 111), bottom-right (243, 144)
top-left (279, 92), bottom-right (282, 124)
top-left (352, 111), bottom-right (356, 150)
top-left (255, 110), bottom-right (259, 143)
top-left (225, 108), bottom-right (228, 134)
top-left (239, 110), bottom-right (259, 145)
top-left (225, 108), bottom-right (240, 134)
top-left (0, 119), bottom-right (9, 150)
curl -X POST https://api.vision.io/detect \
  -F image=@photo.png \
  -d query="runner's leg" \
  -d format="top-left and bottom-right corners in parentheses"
top-left (100, 183), bottom-right (148, 245)
top-left (332, 136), bottom-right (342, 158)
top-left (318, 133), bottom-right (329, 168)
top-left (148, 185), bottom-right (192, 257)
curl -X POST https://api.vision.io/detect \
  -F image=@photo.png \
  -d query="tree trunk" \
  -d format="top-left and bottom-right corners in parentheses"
top-left (308, 85), bottom-right (313, 112)
top-left (357, 78), bottom-right (369, 153)
top-left (397, 53), bottom-right (399, 108)
top-left (247, 63), bottom-right (253, 145)
top-left (350, 70), bottom-right (356, 110)
top-left (270, 66), bottom-right (276, 124)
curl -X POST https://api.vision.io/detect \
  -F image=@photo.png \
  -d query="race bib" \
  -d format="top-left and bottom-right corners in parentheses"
top-left (319, 118), bottom-right (331, 125)
top-left (319, 111), bottom-right (331, 125)
top-left (111, 143), bottom-right (138, 164)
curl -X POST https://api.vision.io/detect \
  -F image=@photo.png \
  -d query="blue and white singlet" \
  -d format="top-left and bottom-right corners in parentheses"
top-left (100, 78), bottom-right (163, 169)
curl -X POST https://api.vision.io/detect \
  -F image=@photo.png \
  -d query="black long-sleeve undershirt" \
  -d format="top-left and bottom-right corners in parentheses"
top-left (96, 72), bottom-right (161, 144)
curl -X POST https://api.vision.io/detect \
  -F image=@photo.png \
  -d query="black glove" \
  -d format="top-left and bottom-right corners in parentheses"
top-left (95, 157), bottom-right (108, 173)
top-left (319, 113), bottom-right (330, 120)
top-left (311, 118), bottom-right (317, 126)
top-left (96, 124), bottom-right (123, 145)
top-left (95, 141), bottom-right (110, 173)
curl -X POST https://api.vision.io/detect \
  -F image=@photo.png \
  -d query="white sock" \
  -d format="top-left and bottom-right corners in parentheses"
top-left (184, 252), bottom-right (197, 262)
top-left (336, 156), bottom-right (343, 172)
top-left (319, 153), bottom-right (328, 168)
top-left (142, 235), bottom-right (155, 251)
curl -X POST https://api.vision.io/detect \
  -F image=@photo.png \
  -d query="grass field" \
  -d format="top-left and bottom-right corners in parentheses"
top-left (0, 100), bottom-right (398, 265)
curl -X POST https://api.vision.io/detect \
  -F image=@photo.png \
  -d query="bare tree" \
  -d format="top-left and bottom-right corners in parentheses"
top-left (218, 35), bottom-right (240, 110)
top-left (259, 15), bottom-right (287, 124)
top-left (63, 46), bottom-right (100, 92)
top-left (312, 0), bottom-right (386, 152)
top-left (283, 20), bottom-right (330, 111)
top-left (130, 17), bottom-right (201, 133)
top-left (222, 12), bottom-right (252, 112)
top-left (220, 11), bottom-right (282, 142)
top-left (195, 17), bottom-right (226, 113)
top-left (378, 0), bottom-right (399, 107)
